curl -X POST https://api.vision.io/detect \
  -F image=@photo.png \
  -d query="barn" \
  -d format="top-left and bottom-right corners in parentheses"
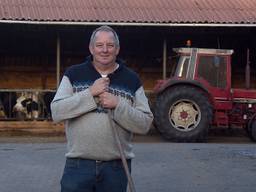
top-left (0, 0), bottom-right (256, 126)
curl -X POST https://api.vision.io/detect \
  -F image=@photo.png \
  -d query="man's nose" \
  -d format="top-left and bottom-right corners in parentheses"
top-left (102, 44), bottom-right (108, 52)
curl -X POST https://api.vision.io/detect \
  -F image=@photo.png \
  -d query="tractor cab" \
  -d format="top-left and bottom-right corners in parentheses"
top-left (173, 47), bottom-right (233, 93)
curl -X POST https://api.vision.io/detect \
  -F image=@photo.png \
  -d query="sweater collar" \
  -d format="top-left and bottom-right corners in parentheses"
top-left (85, 55), bottom-right (124, 76)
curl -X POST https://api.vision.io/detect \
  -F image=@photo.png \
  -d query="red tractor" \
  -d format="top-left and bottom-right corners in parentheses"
top-left (153, 47), bottom-right (256, 142)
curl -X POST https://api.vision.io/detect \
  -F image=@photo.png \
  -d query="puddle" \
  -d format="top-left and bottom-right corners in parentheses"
top-left (237, 150), bottom-right (256, 158)
top-left (35, 147), bottom-right (56, 151)
top-left (1, 148), bottom-right (15, 151)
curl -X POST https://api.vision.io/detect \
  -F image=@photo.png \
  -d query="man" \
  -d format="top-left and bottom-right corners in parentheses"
top-left (51, 25), bottom-right (153, 192)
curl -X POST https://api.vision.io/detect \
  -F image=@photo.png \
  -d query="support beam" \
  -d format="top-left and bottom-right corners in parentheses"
top-left (56, 35), bottom-right (61, 88)
top-left (162, 39), bottom-right (167, 79)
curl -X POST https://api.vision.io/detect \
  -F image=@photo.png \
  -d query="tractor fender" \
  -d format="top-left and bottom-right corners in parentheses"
top-left (157, 79), bottom-right (208, 94)
top-left (156, 79), bottom-right (214, 105)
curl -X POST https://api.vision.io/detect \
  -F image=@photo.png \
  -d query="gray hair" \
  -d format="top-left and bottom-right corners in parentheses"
top-left (89, 25), bottom-right (120, 47)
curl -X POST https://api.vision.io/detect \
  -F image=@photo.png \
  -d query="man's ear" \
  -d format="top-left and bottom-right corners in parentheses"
top-left (89, 45), bottom-right (94, 55)
top-left (115, 47), bottom-right (120, 56)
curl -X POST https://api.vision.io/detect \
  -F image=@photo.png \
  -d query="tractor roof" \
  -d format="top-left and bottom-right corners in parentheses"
top-left (173, 48), bottom-right (234, 55)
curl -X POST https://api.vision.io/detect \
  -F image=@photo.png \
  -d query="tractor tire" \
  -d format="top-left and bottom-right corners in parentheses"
top-left (154, 85), bottom-right (212, 142)
top-left (248, 120), bottom-right (256, 142)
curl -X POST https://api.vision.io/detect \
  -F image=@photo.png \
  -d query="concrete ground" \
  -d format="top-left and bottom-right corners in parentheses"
top-left (0, 135), bottom-right (255, 192)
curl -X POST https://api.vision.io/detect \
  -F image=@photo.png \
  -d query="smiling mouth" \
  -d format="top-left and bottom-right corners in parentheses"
top-left (100, 55), bottom-right (110, 59)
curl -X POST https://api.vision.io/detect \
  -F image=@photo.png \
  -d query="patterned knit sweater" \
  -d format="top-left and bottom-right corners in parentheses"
top-left (51, 57), bottom-right (153, 160)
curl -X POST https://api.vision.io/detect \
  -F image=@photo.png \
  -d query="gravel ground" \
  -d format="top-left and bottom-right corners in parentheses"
top-left (0, 140), bottom-right (255, 192)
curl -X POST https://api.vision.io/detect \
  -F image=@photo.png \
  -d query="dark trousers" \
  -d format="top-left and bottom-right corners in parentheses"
top-left (61, 158), bottom-right (131, 192)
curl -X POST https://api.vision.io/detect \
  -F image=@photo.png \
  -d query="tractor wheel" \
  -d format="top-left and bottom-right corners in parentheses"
top-left (247, 120), bottom-right (256, 142)
top-left (154, 85), bottom-right (212, 142)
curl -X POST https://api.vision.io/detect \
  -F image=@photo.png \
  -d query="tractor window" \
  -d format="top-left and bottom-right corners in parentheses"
top-left (175, 56), bottom-right (189, 78)
top-left (197, 55), bottom-right (227, 88)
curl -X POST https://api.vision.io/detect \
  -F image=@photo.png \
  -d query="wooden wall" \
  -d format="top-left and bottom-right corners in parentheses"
top-left (0, 54), bottom-right (163, 90)
top-left (0, 55), bottom-right (56, 89)
top-left (0, 53), bottom-right (255, 91)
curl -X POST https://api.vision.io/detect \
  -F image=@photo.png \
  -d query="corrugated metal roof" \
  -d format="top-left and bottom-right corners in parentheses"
top-left (0, 0), bottom-right (256, 25)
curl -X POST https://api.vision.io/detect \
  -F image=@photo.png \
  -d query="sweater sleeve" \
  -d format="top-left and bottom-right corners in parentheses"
top-left (50, 76), bottom-right (97, 123)
top-left (113, 86), bottom-right (154, 134)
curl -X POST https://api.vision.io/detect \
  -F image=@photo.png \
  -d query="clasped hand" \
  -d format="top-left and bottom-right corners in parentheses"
top-left (89, 77), bottom-right (119, 109)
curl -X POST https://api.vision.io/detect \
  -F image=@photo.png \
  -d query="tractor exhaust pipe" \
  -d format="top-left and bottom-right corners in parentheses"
top-left (245, 48), bottom-right (250, 89)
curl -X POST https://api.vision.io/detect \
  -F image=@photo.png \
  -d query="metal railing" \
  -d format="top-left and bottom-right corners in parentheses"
top-left (0, 89), bottom-right (56, 121)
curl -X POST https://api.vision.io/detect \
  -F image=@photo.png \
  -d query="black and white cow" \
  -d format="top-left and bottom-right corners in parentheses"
top-left (42, 92), bottom-right (56, 119)
top-left (0, 91), bottom-right (55, 120)
top-left (13, 92), bottom-right (41, 120)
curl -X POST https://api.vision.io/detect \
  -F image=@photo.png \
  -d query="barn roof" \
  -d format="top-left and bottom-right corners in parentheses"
top-left (0, 0), bottom-right (256, 26)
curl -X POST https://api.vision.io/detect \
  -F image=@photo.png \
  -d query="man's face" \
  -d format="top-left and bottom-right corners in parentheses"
top-left (89, 31), bottom-right (120, 66)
